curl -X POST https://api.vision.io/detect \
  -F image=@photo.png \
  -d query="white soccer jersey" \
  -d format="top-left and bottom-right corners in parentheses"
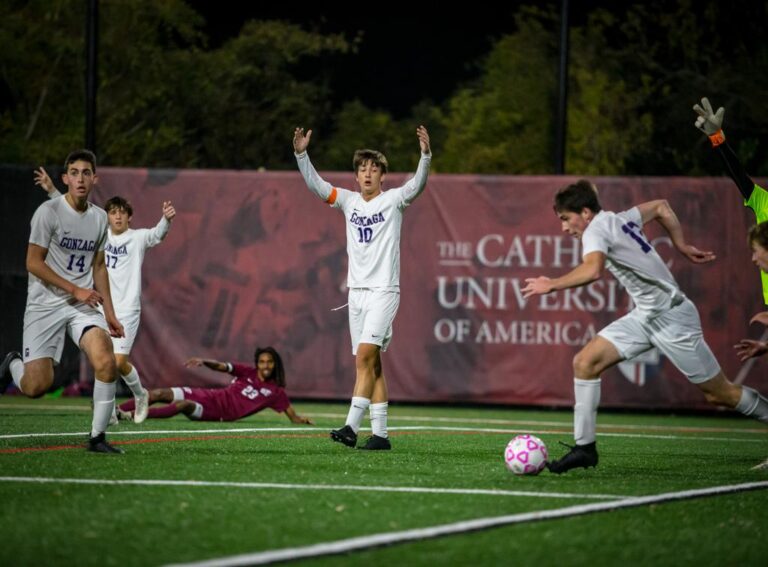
top-left (296, 152), bottom-right (431, 288)
top-left (105, 218), bottom-right (170, 313)
top-left (581, 208), bottom-right (681, 319)
top-left (26, 195), bottom-right (108, 310)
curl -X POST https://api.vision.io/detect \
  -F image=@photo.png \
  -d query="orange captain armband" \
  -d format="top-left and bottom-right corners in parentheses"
top-left (326, 187), bottom-right (338, 205)
top-left (708, 129), bottom-right (726, 147)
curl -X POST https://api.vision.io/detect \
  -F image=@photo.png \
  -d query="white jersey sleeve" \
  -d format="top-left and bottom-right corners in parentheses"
top-left (144, 216), bottom-right (171, 248)
top-left (397, 152), bottom-right (432, 208)
top-left (295, 151), bottom-right (334, 202)
top-left (582, 208), bottom-right (682, 319)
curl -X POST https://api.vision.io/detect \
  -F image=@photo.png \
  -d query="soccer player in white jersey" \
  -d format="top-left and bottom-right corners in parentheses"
top-left (0, 150), bottom-right (125, 453)
top-left (34, 171), bottom-right (176, 424)
top-left (522, 180), bottom-right (768, 473)
top-left (293, 125), bottom-right (431, 450)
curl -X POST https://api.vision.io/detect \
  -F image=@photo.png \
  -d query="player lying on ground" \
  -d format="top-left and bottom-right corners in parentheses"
top-left (117, 346), bottom-right (312, 424)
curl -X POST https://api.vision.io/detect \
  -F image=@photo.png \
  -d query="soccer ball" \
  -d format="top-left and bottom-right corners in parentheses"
top-left (504, 434), bottom-right (548, 475)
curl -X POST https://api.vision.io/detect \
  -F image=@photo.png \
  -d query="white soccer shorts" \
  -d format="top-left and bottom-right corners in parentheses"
top-left (23, 302), bottom-right (108, 364)
top-left (598, 297), bottom-right (721, 384)
top-left (110, 310), bottom-right (140, 355)
top-left (348, 288), bottom-right (400, 355)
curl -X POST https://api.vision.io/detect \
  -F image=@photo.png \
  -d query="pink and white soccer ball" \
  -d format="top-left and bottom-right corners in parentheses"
top-left (504, 434), bottom-right (548, 475)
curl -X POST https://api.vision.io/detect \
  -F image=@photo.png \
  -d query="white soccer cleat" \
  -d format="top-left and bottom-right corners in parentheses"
top-left (751, 457), bottom-right (768, 471)
top-left (133, 388), bottom-right (149, 424)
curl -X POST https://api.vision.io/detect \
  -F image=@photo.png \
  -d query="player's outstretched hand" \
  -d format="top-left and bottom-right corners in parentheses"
top-left (417, 125), bottom-right (431, 154)
top-left (162, 201), bottom-right (176, 222)
top-left (293, 127), bottom-right (312, 154)
top-left (679, 244), bottom-right (716, 264)
top-left (693, 97), bottom-right (724, 136)
top-left (750, 311), bottom-right (768, 327)
top-left (734, 339), bottom-right (768, 361)
top-left (33, 167), bottom-right (56, 194)
top-left (522, 276), bottom-right (553, 298)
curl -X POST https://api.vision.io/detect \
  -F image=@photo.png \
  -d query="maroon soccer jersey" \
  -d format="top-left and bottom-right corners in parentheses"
top-left (183, 362), bottom-right (290, 421)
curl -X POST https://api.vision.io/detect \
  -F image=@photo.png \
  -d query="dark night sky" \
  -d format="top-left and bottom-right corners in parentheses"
top-left (185, 1), bottom-right (560, 117)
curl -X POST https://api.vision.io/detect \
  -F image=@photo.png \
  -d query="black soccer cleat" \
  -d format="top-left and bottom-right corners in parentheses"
top-left (330, 425), bottom-right (358, 448)
top-left (358, 435), bottom-right (392, 451)
top-left (546, 441), bottom-right (598, 474)
top-left (0, 351), bottom-right (21, 395)
top-left (87, 433), bottom-right (124, 454)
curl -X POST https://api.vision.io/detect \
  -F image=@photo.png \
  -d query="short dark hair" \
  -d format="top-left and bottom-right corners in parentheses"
top-left (554, 179), bottom-right (602, 214)
top-left (254, 346), bottom-right (286, 387)
top-left (64, 149), bottom-right (97, 173)
top-left (104, 196), bottom-right (133, 216)
top-left (353, 149), bottom-right (388, 173)
top-left (748, 222), bottom-right (768, 250)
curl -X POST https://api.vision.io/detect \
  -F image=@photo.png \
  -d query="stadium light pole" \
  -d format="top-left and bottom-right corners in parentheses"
top-left (555, 0), bottom-right (569, 174)
top-left (85, 0), bottom-right (98, 154)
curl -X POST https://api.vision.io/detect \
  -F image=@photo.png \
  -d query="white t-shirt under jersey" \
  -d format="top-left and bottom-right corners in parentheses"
top-left (296, 152), bottom-right (431, 288)
top-left (581, 207), bottom-right (682, 319)
top-left (105, 218), bottom-right (170, 313)
top-left (27, 195), bottom-right (108, 310)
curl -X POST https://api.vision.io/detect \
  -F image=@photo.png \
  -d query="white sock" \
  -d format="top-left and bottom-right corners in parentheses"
top-left (574, 378), bottom-right (601, 445)
top-left (10, 358), bottom-right (24, 389)
top-left (369, 402), bottom-right (389, 438)
top-left (735, 386), bottom-right (768, 423)
top-left (121, 366), bottom-right (144, 398)
top-left (345, 396), bottom-right (370, 434)
top-left (91, 379), bottom-right (116, 437)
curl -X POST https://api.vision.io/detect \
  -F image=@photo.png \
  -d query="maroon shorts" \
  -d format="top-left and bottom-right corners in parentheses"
top-left (178, 387), bottom-right (232, 421)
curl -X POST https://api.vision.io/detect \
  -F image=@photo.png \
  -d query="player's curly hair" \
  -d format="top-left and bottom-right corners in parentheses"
top-left (353, 149), bottom-right (388, 174)
top-left (554, 179), bottom-right (602, 214)
top-left (748, 222), bottom-right (768, 250)
top-left (254, 346), bottom-right (286, 387)
top-left (64, 149), bottom-right (97, 173)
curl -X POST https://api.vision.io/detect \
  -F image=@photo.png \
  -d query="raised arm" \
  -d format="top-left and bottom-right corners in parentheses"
top-left (185, 357), bottom-right (231, 373)
top-left (693, 97), bottom-right (755, 200)
top-left (34, 167), bottom-right (62, 198)
top-left (400, 125), bottom-right (432, 204)
top-left (635, 199), bottom-right (715, 264)
top-left (146, 201), bottom-right (175, 247)
top-left (293, 127), bottom-right (334, 201)
top-left (522, 251), bottom-right (605, 298)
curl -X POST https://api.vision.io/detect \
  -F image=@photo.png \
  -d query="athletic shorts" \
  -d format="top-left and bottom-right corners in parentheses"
top-left (172, 387), bottom-right (228, 421)
top-left (23, 302), bottom-right (108, 364)
top-left (110, 310), bottom-right (140, 355)
top-left (598, 297), bottom-right (721, 384)
top-left (348, 288), bottom-right (400, 355)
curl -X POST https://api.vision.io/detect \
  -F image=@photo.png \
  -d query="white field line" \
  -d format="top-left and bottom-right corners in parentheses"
top-left (2, 403), bottom-right (766, 435)
top-left (0, 424), bottom-right (763, 445)
top-left (163, 481), bottom-right (768, 567)
top-left (0, 425), bottom-right (764, 444)
top-left (0, 476), bottom-right (626, 500)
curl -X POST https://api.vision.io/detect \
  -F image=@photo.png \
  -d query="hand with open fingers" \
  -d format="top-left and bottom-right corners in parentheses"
top-left (293, 127), bottom-right (312, 154)
top-left (33, 167), bottom-right (56, 194)
top-left (750, 311), bottom-right (768, 327)
top-left (693, 97), bottom-right (724, 136)
top-left (680, 244), bottom-right (716, 264)
top-left (417, 125), bottom-right (431, 154)
top-left (73, 287), bottom-right (103, 307)
top-left (162, 200), bottom-right (176, 221)
top-left (734, 339), bottom-right (768, 361)
top-left (522, 276), bottom-right (553, 298)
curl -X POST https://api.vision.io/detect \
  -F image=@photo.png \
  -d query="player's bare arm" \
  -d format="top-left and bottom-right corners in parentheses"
top-left (185, 357), bottom-right (229, 372)
top-left (293, 127), bottom-right (312, 154)
top-left (25, 243), bottom-right (103, 306)
top-left (417, 125), bottom-right (431, 154)
top-left (636, 199), bottom-right (715, 264)
top-left (751, 312), bottom-right (768, 327)
top-left (522, 251), bottom-right (605, 298)
top-left (93, 250), bottom-right (124, 338)
top-left (33, 167), bottom-right (57, 195)
top-left (285, 406), bottom-right (314, 425)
